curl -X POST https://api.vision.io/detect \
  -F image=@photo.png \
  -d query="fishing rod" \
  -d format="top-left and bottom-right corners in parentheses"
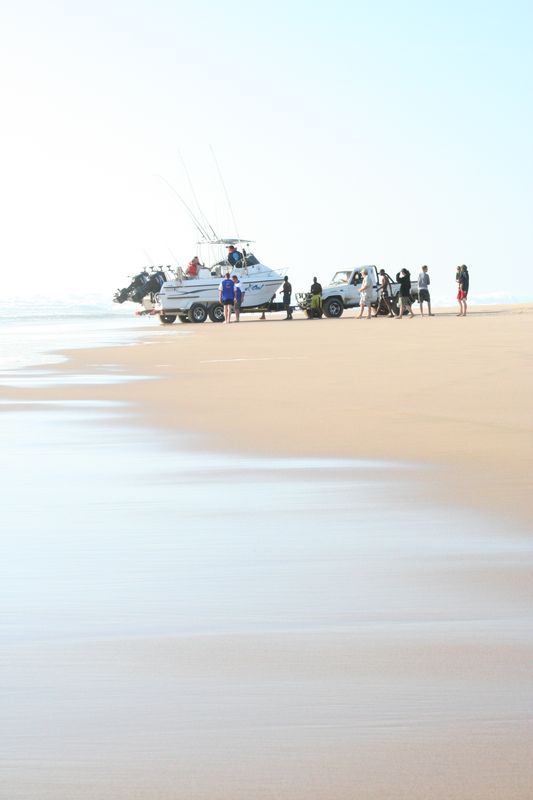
top-left (168, 248), bottom-right (181, 278)
top-left (168, 247), bottom-right (180, 267)
top-left (142, 248), bottom-right (155, 268)
top-left (157, 175), bottom-right (211, 242)
top-left (178, 149), bottom-right (218, 241)
top-left (210, 145), bottom-right (241, 244)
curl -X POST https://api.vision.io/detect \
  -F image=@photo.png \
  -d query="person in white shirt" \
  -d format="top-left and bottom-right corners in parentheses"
top-left (356, 268), bottom-right (374, 319)
top-left (232, 275), bottom-right (245, 322)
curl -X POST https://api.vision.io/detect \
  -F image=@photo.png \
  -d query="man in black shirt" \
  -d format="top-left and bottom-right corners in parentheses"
top-left (310, 277), bottom-right (322, 317)
top-left (395, 269), bottom-right (414, 319)
top-left (282, 276), bottom-right (293, 319)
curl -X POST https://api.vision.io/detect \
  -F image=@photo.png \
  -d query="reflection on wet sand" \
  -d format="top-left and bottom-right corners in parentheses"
top-left (1, 402), bottom-right (532, 798)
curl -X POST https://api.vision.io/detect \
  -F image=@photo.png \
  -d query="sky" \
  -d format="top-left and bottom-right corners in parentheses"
top-left (1, 0), bottom-right (532, 304)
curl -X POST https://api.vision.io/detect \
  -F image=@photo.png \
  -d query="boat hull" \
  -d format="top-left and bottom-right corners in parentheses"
top-left (157, 266), bottom-right (283, 314)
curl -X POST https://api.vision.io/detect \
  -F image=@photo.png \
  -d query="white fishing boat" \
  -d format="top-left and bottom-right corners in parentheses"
top-left (154, 238), bottom-right (284, 323)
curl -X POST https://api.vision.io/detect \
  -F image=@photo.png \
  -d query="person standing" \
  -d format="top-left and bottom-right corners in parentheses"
top-left (395, 269), bottom-right (415, 318)
top-left (282, 276), bottom-right (292, 319)
top-left (219, 272), bottom-right (235, 323)
top-left (310, 277), bottom-right (322, 317)
top-left (227, 245), bottom-right (243, 267)
top-left (356, 268), bottom-right (373, 319)
top-left (232, 274), bottom-right (245, 322)
top-left (374, 269), bottom-right (395, 317)
top-left (457, 264), bottom-right (469, 316)
top-left (418, 265), bottom-right (434, 316)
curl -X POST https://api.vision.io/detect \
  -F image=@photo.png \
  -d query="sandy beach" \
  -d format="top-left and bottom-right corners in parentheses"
top-left (8, 303), bottom-right (532, 521)
top-left (1, 304), bottom-right (532, 799)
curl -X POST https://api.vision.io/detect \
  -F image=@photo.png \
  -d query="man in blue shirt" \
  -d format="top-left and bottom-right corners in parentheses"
top-left (232, 274), bottom-right (245, 322)
top-left (219, 272), bottom-right (235, 323)
top-left (227, 245), bottom-right (243, 267)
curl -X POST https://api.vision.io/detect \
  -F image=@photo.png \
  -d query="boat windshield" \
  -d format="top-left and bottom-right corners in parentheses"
top-left (331, 270), bottom-right (351, 285)
top-left (210, 252), bottom-right (260, 275)
top-left (241, 253), bottom-right (259, 267)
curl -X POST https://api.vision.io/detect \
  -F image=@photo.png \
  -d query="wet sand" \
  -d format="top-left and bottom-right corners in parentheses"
top-left (1, 304), bottom-right (532, 799)
top-left (7, 303), bottom-right (531, 521)
top-left (4, 631), bottom-right (532, 800)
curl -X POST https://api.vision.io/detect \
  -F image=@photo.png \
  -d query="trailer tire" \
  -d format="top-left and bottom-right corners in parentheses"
top-left (187, 304), bottom-right (208, 323)
top-left (208, 303), bottom-right (224, 323)
top-left (178, 314), bottom-right (190, 323)
top-left (322, 297), bottom-right (344, 318)
top-left (159, 314), bottom-right (177, 324)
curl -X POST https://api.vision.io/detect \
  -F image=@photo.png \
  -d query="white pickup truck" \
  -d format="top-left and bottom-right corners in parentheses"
top-left (296, 265), bottom-right (419, 318)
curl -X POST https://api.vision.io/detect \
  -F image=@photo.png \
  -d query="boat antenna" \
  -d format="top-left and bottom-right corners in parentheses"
top-left (178, 149), bottom-right (218, 241)
top-left (210, 145), bottom-right (240, 243)
top-left (157, 175), bottom-right (211, 241)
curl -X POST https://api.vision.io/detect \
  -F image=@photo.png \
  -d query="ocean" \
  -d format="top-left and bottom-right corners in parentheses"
top-left (0, 297), bottom-right (146, 370)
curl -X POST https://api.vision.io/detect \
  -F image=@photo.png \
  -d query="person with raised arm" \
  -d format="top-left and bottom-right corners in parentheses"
top-left (457, 265), bottom-right (469, 316)
top-left (395, 269), bottom-right (415, 319)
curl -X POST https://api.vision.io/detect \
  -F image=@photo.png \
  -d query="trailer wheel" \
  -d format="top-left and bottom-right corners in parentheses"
top-left (159, 314), bottom-right (177, 324)
top-left (187, 304), bottom-right (208, 323)
top-left (208, 303), bottom-right (224, 323)
top-left (323, 297), bottom-right (344, 318)
top-left (178, 314), bottom-right (190, 323)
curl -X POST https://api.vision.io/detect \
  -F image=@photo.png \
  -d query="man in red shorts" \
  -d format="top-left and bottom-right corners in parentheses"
top-left (457, 264), bottom-right (469, 316)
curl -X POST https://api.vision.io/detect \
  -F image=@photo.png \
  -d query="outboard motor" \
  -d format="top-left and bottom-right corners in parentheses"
top-left (141, 268), bottom-right (166, 298)
top-left (113, 286), bottom-right (131, 304)
top-left (113, 268), bottom-right (168, 304)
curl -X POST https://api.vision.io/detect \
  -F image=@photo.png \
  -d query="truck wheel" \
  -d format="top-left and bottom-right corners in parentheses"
top-left (159, 314), bottom-right (177, 324)
top-left (208, 303), bottom-right (224, 323)
top-left (178, 314), bottom-right (190, 323)
top-left (187, 304), bottom-right (208, 323)
top-left (323, 298), bottom-right (344, 318)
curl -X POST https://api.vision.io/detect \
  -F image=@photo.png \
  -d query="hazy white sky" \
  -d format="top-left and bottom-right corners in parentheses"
top-left (1, 0), bottom-right (532, 303)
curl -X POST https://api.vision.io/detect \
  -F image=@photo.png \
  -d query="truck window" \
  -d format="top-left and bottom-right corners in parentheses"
top-left (331, 271), bottom-right (350, 284)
